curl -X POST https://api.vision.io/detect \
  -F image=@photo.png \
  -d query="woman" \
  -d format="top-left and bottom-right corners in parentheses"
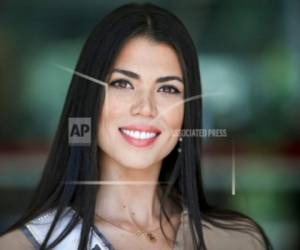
top-left (0, 3), bottom-right (272, 250)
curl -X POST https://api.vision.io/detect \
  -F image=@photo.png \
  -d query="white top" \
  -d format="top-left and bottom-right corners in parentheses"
top-left (21, 207), bottom-right (115, 250)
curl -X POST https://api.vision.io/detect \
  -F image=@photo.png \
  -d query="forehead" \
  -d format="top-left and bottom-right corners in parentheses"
top-left (111, 36), bottom-right (183, 77)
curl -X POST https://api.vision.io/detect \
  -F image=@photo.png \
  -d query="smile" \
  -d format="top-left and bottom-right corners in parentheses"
top-left (118, 126), bottom-right (161, 147)
top-left (120, 128), bottom-right (158, 139)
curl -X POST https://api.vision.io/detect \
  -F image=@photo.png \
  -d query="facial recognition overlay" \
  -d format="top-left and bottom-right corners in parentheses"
top-left (68, 117), bottom-right (91, 146)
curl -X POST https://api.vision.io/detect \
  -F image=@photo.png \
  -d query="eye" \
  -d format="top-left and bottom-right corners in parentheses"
top-left (158, 85), bottom-right (181, 95)
top-left (109, 79), bottom-right (133, 89)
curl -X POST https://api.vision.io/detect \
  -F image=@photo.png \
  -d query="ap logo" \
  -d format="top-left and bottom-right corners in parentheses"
top-left (68, 117), bottom-right (91, 146)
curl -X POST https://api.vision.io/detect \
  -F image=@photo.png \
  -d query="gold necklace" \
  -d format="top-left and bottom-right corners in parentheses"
top-left (94, 213), bottom-right (161, 243)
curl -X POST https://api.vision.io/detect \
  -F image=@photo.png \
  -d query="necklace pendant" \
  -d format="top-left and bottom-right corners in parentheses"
top-left (146, 233), bottom-right (156, 243)
top-left (135, 230), bottom-right (143, 237)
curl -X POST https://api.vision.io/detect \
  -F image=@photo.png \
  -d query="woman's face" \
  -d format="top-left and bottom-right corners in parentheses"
top-left (97, 36), bottom-right (184, 169)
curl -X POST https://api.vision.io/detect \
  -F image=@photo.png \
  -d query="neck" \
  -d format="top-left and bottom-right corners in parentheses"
top-left (95, 154), bottom-right (166, 228)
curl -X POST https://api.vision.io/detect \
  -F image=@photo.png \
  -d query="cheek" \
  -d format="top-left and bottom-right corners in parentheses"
top-left (100, 90), bottom-right (129, 122)
top-left (98, 93), bottom-right (127, 140)
top-left (156, 96), bottom-right (184, 130)
top-left (167, 108), bottom-right (184, 130)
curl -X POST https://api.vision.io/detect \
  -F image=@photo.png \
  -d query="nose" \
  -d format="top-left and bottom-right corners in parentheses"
top-left (130, 91), bottom-right (158, 118)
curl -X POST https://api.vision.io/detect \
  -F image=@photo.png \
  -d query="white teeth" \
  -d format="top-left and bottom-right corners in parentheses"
top-left (120, 129), bottom-right (157, 139)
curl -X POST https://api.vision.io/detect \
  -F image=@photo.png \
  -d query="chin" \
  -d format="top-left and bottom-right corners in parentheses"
top-left (118, 156), bottom-right (157, 170)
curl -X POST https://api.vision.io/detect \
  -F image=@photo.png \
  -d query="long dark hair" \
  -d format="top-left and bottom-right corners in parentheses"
top-left (1, 3), bottom-right (273, 250)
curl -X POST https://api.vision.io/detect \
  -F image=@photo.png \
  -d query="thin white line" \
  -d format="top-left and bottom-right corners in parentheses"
top-left (52, 63), bottom-right (108, 89)
top-left (232, 140), bottom-right (236, 195)
top-left (149, 92), bottom-right (225, 127)
top-left (64, 181), bottom-right (169, 185)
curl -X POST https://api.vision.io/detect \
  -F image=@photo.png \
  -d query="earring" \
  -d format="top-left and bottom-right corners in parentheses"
top-left (177, 136), bottom-right (183, 153)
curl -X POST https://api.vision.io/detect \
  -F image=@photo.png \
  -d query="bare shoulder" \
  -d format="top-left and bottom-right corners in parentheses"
top-left (202, 217), bottom-right (267, 250)
top-left (0, 229), bottom-right (35, 250)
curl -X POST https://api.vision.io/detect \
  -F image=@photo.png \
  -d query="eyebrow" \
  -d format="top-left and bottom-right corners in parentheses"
top-left (111, 68), bottom-right (184, 84)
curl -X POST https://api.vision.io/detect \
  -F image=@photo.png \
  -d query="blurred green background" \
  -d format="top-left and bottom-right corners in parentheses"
top-left (0, 0), bottom-right (299, 249)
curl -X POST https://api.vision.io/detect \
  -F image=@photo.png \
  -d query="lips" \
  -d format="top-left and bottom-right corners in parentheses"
top-left (118, 124), bottom-right (161, 147)
top-left (120, 124), bottom-right (161, 134)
